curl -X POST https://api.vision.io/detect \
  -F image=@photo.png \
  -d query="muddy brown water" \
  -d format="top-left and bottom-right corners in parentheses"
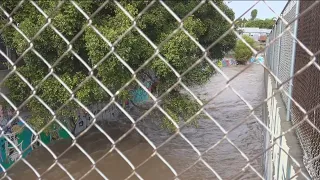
top-left (6, 64), bottom-right (265, 180)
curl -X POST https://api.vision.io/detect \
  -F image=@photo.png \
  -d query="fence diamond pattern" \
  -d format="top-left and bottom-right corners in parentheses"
top-left (0, 0), bottom-right (319, 179)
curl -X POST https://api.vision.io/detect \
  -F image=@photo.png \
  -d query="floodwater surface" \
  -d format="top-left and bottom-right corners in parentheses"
top-left (7, 64), bottom-right (265, 180)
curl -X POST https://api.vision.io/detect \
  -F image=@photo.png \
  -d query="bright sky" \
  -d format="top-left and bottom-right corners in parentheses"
top-left (226, 1), bottom-right (288, 19)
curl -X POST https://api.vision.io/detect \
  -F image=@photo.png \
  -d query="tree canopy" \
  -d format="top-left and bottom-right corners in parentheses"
top-left (237, 17), bottom-right (275, 29)
top-left (0, 1), bottom-right (236, 132)
top-left (237, 9), bottom-right (275, 29)
top-left (250, 9), bottom-right (258, 20)
top-left (245, 18), bottom-right (275, 29)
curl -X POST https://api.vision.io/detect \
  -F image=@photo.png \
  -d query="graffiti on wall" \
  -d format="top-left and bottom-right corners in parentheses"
top-left (218, 56), bottom-right (265, 67)
top-left (130, 71), bottom-right (157, 104)
top-left (0, 106), bottom-right (27, 169)
top-left (0, 105), bottom-right (69, 171)
top-left (0, 106), bottom-right (22, 164)
top-left (73, 103), bottom-right (122, 136)
top-left (0, 71), bottom-right (158, 170)
top-left (72, 75), bottom-right (157, 135)
top-left (250, 56), bottom-right (264, 64)
top-left (0, 106), bottom-right (13, 134)
top-left (130, 81), bottom-right (152, 104)
top-left (221, 58), bottom-right (237, 67)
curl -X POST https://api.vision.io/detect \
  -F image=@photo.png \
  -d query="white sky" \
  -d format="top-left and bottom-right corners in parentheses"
top-left (226, 1), bottom-right (288, 19)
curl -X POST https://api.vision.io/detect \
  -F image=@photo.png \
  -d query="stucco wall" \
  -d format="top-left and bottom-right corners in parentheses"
top-left (264, 73), bottom-right (310, 179)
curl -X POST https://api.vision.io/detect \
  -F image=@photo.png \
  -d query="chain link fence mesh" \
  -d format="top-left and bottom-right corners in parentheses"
top-left (266, 0), bottom-right (320, 179)
top-left (291, 1), bottom-right (320, 179)
top-left (277, 1), bottom-right (297, 109)
top-left (0, 0), bottom-right (319, 179)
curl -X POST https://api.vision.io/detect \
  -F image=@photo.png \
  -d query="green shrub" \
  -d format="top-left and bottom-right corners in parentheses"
top-left (234, 35), bottom-right (256, 64)
top-left (217, 59), bottom-right (223, 68)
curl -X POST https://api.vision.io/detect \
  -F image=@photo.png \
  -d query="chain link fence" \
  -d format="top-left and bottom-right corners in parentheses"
top-left (0, 0), bottom-right (319, 179)
top-left (292, 1), bottom-right (320, 179)
top-left (266, 0), bottom-right (320, 179)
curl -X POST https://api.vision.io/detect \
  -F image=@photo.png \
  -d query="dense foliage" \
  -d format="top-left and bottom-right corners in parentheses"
top-left (237, 9), bottom-right (275, 29)
top-left (0, 1), bottom-right (236, 132)
top-left (245, 18), bottom-right (275, 29)
top-left (237, 18), bottom-right (275, 29)
top-left (234, 35), bottom-right (256, 64)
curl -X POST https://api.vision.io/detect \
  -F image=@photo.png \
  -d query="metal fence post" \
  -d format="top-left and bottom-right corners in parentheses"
top-left (286, 0), bottom-right (300, 121)
top-left (276, 18), bottom-right (282, 79)
top-left (271, 28), bottom-right (276, 73)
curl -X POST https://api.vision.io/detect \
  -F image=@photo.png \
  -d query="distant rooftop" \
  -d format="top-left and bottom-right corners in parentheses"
top-left (239, 27), bottom-right (272, 34)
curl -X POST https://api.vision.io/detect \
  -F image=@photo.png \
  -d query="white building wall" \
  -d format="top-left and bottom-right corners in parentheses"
top-left (265, 74), bottom-right (310, 180)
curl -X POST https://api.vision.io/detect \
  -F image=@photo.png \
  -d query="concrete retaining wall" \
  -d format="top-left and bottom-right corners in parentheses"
top-left (264, 72), bottom-right (310, 179)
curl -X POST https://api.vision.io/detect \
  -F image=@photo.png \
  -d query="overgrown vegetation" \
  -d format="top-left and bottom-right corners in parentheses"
top-left (234, 35), bottom-right (256, 64)
top-left (0, 1), bottom-right (236, 132)
top-left (237, 9), bottom-right (275, 29)
top-left (243, 18), bottom-right (275, 29)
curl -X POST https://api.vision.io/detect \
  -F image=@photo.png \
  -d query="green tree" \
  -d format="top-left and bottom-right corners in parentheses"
top-left (0, 1), bottom-right (236, 132)
top-left (236, 18), bottom-right (248, 28)
top-left (251, 9), bottom-right (258, 20)
top-left (234, 35), bottom-right (256, 64)
top-left (246, 18), bottom-right (275, 29)
top-left (242, 18), bottom-right (248, 27)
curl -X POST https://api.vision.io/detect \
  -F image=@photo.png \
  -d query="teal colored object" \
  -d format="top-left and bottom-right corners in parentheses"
top-left (222, 60), bottom-right (227, 67)
top-left (0, 137), bottom-right (11, 169)
top-left (0, 120), bottom-right (71, 172)
top-left (258, 56), bottom-right (264, 63)
top-left (0, 124), bottom-right (33, 170)
top-left (20, 126), bottom-right (33, 157)
top-left (131, 81), bottom-right (151, 104)
top-left (58, 128), bottom-right (71, 139)
top-left (250, 56), bottom-right (264, 64)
